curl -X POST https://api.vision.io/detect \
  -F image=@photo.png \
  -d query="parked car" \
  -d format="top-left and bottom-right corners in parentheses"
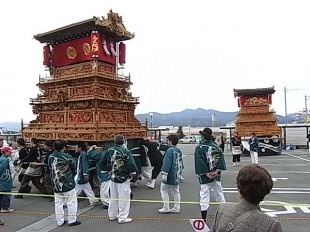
top-left (179, 135), bottom-right (196, 144)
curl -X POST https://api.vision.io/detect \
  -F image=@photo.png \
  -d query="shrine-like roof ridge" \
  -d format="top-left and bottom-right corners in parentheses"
top-left (233, 86), bottom-right (275, 97)
top-left (34, 10), bottom-right (135, 44)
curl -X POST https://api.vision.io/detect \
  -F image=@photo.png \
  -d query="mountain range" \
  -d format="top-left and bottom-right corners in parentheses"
top-left (135, 108), bottom-right (295, 127)
top-left (0, 108), bottom-right (295, 131)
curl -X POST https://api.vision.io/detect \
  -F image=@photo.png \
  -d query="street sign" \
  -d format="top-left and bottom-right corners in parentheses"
top-left (189, 219), bottom-right (210, 232)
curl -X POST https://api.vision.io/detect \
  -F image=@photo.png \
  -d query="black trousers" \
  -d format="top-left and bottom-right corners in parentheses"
top-left (18, 174), bottom-right (48, 194)
top-left (232, 155), bottom-right (241, 162)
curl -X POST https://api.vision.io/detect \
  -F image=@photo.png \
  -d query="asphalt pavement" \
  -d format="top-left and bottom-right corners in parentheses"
top-left (1, 145), bottom-right (310, 232)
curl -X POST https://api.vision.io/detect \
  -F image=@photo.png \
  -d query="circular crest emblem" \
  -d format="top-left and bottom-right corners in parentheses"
top-left (66, 46), bottom-right (77, 59)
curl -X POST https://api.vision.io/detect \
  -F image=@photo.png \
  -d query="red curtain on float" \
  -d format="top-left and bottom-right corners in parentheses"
top-left (119, 42), bottom-right (126, 65)
top-left (43, 45), bottom-right (51, 66)
top-left (52, 35), bottom-right (116, 67)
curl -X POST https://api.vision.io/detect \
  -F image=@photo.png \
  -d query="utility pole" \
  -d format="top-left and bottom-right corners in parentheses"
top-left (306, 95), bottom-right (309, 124)
top-left (284, 87), bottom-right (288, 124)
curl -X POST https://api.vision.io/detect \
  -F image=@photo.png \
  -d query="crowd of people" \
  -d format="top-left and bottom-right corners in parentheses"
top-left (0, 129), bottom-right (283, 231)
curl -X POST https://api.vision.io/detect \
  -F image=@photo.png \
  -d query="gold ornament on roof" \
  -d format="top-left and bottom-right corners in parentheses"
top-left (94, 9), bottom-right (135, 39)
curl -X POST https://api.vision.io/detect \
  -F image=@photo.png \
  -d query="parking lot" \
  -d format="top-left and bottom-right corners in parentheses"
top-left (1, 144), bottom-right (310, 231)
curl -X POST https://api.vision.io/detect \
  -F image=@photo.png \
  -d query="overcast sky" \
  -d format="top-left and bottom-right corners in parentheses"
top-left (1, 0), bottom-right (310, 123)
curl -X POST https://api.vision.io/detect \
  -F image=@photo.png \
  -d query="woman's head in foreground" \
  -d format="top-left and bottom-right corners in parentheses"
top-left (237, 164), bottom-right (273, 205)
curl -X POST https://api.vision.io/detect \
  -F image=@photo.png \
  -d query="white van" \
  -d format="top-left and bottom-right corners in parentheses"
top-left (179, 135), bottom-right (196, 144)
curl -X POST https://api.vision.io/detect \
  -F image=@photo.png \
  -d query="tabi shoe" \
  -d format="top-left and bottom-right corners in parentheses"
top-left (118, 218), bottom-right (132, 224)
top-left (158, 208), bottom-right (170, 214)
top-left (145, 179), bottom-right (155, 189)
top-left (109, 216), bottom-right (118, 221)
top-left (25, 185), bottom-right (32, 193)
top-left (0, 208), bottom-right (14, 213)
top-left (170, 208), bottom-right (180, 214)
top-left (68, 220), bottom-right (81, 226)
top-left (102, 204), bottom-right (109, 209)
top-left (131, 181), bottom-right (138, 187)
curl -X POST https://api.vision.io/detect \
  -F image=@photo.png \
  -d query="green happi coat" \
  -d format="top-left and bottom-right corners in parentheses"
top-left (100, 144), bottom-right (138, 183)
top-left (87, 150), bottom-right (109, 182)
top-left (75, 150), bottom-right (90, 184)
top-left (194, 140), bottom-right (226, 184)
top-left (48, 151), bottom-right (76, 193)
top-left (0, 156), bottom-right (13, 191)
top-left (161, 145), bottom-right (183, 185)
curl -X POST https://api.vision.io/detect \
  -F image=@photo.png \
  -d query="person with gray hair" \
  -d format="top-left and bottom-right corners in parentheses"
top-left (100, 134), bottom-right (138, 224)
top-left (211, 164), bottom-right (283, 232)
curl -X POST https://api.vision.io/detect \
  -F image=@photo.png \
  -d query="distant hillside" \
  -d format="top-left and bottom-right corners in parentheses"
top-left (0, 109), bottom-right (295, 130)
top-left (0, 122), bottom-right (22, 131)
top-left (135, 108), bottom-right (295, 127)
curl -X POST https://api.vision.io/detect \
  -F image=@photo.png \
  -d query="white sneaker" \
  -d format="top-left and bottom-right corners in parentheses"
top-left (118, 218), bottom-right (132, 224)
top-left (158, 208), bottom-right (170, 213)
top-left (237, 162), bottom-right (240, 166)
top-left (145, 179), bottom-right (155, 189)
top-left (170, 208), bottom-right (180, 214)
top-left (0, 208), bottom-right (14, 213)
top-left (109, 216), bottom-right (118, 221)
top-left (233, 163), bottom-right (236, 167)
top-left (89, 200), bottom-right (100, 206)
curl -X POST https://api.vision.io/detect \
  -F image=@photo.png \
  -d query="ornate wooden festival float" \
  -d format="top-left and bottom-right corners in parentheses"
top-left (22, 10), bottom-right (147, 149)
top-left (234, 86), bottom-right (282, 155)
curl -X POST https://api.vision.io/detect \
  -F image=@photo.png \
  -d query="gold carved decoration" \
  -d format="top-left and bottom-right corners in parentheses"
top-left (66, 46), bottom-right (77, 59)
top-left (58, 133), bottom-right (94, 140)
top-left (244, 97), bottom-right (268, 106)
top-left (42, 113), bottom-right (64, 123)
top-left (83, 43), bottom-right (91, 55)
top-left (91, 34), bottom-right (99, 52)
top-left (69, 112), bottom-right (93, 123)
top-left (94, 10), bottom-right (135, 39)
top-left (99, 112), bottom-right (126, 123)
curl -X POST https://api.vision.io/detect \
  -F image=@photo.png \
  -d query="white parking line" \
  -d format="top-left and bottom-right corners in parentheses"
top-left (287, 153), bottom-right (310, 162)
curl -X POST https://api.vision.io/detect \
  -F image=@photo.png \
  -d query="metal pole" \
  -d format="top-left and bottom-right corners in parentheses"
top-left (284, 87), bottom-right (288, 124)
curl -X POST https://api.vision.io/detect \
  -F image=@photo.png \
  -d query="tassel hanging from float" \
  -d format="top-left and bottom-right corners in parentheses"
top-left (103, 38), bottom-right (111, 56)
top-left (110, 41), bottom-right (117, 56)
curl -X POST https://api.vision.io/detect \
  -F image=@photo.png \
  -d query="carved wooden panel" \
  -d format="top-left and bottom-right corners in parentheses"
top-left (57, 132), bottom-right (94, 140)
top-left (99, 111), bottom-right (127, 123)
top-left (41, 113), bottom-right (65, 123)
top-left (68, 111), bottom-right (94, 123)
top-left (97, 63), bottom-right (115, 74)
top-left (54, 62), bottom-right (93, 79)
